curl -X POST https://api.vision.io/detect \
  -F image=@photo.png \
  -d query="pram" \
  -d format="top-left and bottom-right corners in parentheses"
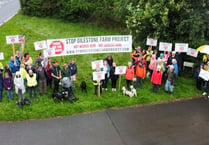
top-left (52, 77), bottom-right (78, 102)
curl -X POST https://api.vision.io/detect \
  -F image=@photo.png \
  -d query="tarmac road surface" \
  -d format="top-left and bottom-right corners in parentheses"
top-left (0, 97), bottom-right (208, 145)
top-left (0, 0), bottom-right (20, 26)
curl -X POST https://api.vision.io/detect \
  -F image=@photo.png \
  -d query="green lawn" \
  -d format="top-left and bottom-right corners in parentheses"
top-left (0, 14), bottom-right (201, 121)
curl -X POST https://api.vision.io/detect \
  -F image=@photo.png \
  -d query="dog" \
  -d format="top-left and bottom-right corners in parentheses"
top-left (122, 86), bottom-right (134, 98)
top-left (130, 85), bottom-right (137, 96)
top-left (80, 81), bottom-right (87, 93)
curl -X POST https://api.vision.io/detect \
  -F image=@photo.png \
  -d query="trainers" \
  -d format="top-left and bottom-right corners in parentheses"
top-left (202, 92), bottom-right (207, 95)
top-left (105, 88), bottom-right (108, 91)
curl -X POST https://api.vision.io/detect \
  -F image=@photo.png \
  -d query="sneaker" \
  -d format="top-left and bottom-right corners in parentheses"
top-left (105, 88), bottom-right (108, 91)
top-left (202, 92), bottom-right (207, 96)
top-left (112, 88), bottom-right (114, 91)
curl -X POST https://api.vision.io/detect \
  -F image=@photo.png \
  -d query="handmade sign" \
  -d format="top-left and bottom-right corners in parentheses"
top-left (91, 60), bottom-right (104, 70)
top-left (0, 52), bottom-right (4, 60)
top-left (159, 42), bottom-right (172, 52)
top-left (115, 66), bottom-right (126, 75)
top-left (186, 48), bottom-right (198, 57)
top-left (146, 38), bottom-right (157, 46)
top-left (175, 43), bottom-right (188, 52)
top-left (34, 40), bottom-right (47, 50)
top-left (6, 35), bottom-right (25, 44)
top-left (45, 35), bottom-right (132, 57)
top-left (93, 71), bottom-right (105, 81)
top-left (199, 69), bottom-right (209, 81)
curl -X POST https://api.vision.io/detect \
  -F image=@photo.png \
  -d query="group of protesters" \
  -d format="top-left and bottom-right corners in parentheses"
top-left (0, 51), bottom-right (77, 103)
top-left (93, 46), bottom-right (184, 96)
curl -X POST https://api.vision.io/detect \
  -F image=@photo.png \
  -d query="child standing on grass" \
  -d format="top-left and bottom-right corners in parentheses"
top-left (165, 65), bottom-right (177, 95)
top-left (3, 72), bottom-right (13, 100)
top-left (26, 69), bottom-right (38, 100)
top-left (110, 62), bottom-right (119, 91)
top-left (125, 62), bottom-right (134, 89)
top-left (92, 67), bottom-right (102, 96)
top-left (14, 71), bottom-right (25, 103)
top-left (151, 66), bottom-right (162, 93)
top-left (101, 60), bottom-right (110, 91)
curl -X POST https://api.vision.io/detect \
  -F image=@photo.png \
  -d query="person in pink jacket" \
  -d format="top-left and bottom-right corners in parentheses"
top-left (149, 54), bottom-right (157, 77)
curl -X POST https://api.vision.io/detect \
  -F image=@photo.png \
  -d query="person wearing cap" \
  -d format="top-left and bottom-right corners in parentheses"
top-left (14, 71), bottom-right (25, 103)
top-left (151, 65), bottom-right (162, 93)
top-left (9, 56), bottom-right (20, 78)
top-left (135, 55), bottom-right (146, 88)
top-left (165, 65), bottom-right (177, 94)
top-left (125, 62), bottom-right (135, 89)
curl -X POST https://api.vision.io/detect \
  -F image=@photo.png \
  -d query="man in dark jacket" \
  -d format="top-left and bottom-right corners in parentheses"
top-left (68, 59), bottom-right (77, 87)
top-left (176, 52), bottom-right (184, 76)
top-left (167, 51), bottom-right (177, 66)
top-left (110, 62), bottom-right (119, 91)
top-left (51, 61), bottom-right (61, 93)
top-left (104, 55), bottom-right (113, 67)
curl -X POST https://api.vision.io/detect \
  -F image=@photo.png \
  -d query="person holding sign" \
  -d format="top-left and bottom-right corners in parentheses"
top-left (135, 55), bottom-right (146, 88)
top-left (92, 67), bottom-right (102, 96)
top-left (125, 62), bottom-right (134, 89)
top-left (51, 61), bottom-right (62, 93)
top-left (101, 60), bottom-right (110, 91)
top-left (23, 53), bottom-right (33, 66)
top-left (110, 62), bottom-right (119, 91)
top-left (9, 56), bottom-right (20, 78)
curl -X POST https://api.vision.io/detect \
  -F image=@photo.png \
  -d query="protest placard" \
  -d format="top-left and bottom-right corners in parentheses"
top-left (175, 43), bottom-right (188, 52)
top-left (45, 35), bottom-right (132, 57)
top-left (34, 40), bottom-right (47, 50)
top-left (146, 38), bottom-right (157, 46)
top-left (0, 52), bottom-right (4, 60)
top-left (93, 71), bottom-right (105, 81)
top-left (6, 35), bottom-right (19, 44)
top-left (186, 48), bottom-right (198, 57)
top-left (91, 60), bottom-right (104, 70)
top-left (199, 69), bottom-right (209, 81)
top-left (115, 66), bottom-right (126, 75)
top-left (159, 42), bottom-right (172, 52)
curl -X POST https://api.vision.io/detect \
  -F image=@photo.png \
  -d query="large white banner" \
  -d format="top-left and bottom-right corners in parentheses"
top-left (0, 52), bottom-right (4, 60)
top-left (6, 35), bottom-right (25, 44)
top-left (175, 43), bottom-right (188, 52)
top-left (93, 71), bottom-right (105, 81)
top-left (159, 42), bottom-right (172, 52)
top-left (146, 38), bottom-right (157, 46)
top-left (34, 40), bottom-right (47, 50)
top-left (199, 69), bottom-right (209, 81)
top-left (44, 35), bottom-right (132, 58)
top-left (186, 48), bottom-right (198, 57)
top-left (115, 66), bottom-right (126, 75)
top-left (91, 60), bottom-right (104, 70)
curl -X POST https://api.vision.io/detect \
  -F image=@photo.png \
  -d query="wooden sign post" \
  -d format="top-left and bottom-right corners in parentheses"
top-left (98, 81), bottom-right (100, 97)
top-left (118, 75), bottom-right (122, 91)
top-left (115, 66), bottom-right (126, 91)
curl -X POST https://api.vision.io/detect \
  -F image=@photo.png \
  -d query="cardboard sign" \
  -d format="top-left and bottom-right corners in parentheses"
top-left (159, 42), bottom-right (172, 52)
top-left (18, 35), bottom-right (25, 44)
top-left (186, 48), bottom-right (198, 57)
top-left (43, 48), bottom-right (54, 58)
top-left (115, 66), bottom-right (126, 75)
top-left (34, 40), bottom-right (47, 50)
top-left (91, 60), bottom-right (104, 70)
top-left (0, 52), bottom-right (4, 60)
top-left (146, 38), bottom-right (157, 46)
top-left (93, 71), bottom-right (105, 81)
top-left (175, 43), bottom-right (188, 52)
top-left (199, 69), bottom-right (209, 81)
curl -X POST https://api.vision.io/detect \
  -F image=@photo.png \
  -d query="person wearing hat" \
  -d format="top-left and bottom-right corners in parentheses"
top-left (125, 62), bottom-right (135, 89)
top-left (165, 65), bottom-right (177, 94)
top-left (14, 71), bottom-right (25, 103)
top-left (135, 55), bottom-right (146, 88)
top-left (151, 65), bottom-right (162, 93)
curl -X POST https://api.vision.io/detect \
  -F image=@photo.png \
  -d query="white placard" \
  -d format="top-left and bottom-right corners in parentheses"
top-left (115, 66), bottom-right (126, 75)
top-left (93, 71), bottom-right (105, 81)
top-left (175, 43), bottom-right (188, 52)
top-left (0, 52), bottom-right (4, 60)
top-left (199, 69), bottom-right (209, 81)
top-left (43, 48), bottom-right (54, 58)
top-left (45, 35), bottom-right (132, 57)
top-left (6, 35), bottom-right (19, 44)
top-left (159, 42), bottom-right (172, 52)
top-left (183, 61), bottom-right (194, 68)
top-left (34, 40), bottom-right (47, 50)
top-left (186, 48), bottom-right (198, 57)
top-left (146, 38), bottom-right (157, 46)
top-left (91, 60), bottom-right (104, 70)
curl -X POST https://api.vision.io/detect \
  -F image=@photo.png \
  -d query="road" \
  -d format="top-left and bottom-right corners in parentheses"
top-left (0, 0), bottom-right (20, 26)
top-left (0, 97), bottom-right (208, 145)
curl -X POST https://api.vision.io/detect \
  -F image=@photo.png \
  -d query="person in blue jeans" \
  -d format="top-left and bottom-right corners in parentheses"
top-left (165, 65), bottom-right (177, 94)
top-left (0, 68), bottom-right (3, 102)
top-left (3, 72), bottom-right (13, 100)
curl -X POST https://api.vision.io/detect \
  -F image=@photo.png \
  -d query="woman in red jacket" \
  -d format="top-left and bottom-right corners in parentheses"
top-left (125, 62), bottom-right (134, 89)
top-left (151, 66), bottom-right (162, 93)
